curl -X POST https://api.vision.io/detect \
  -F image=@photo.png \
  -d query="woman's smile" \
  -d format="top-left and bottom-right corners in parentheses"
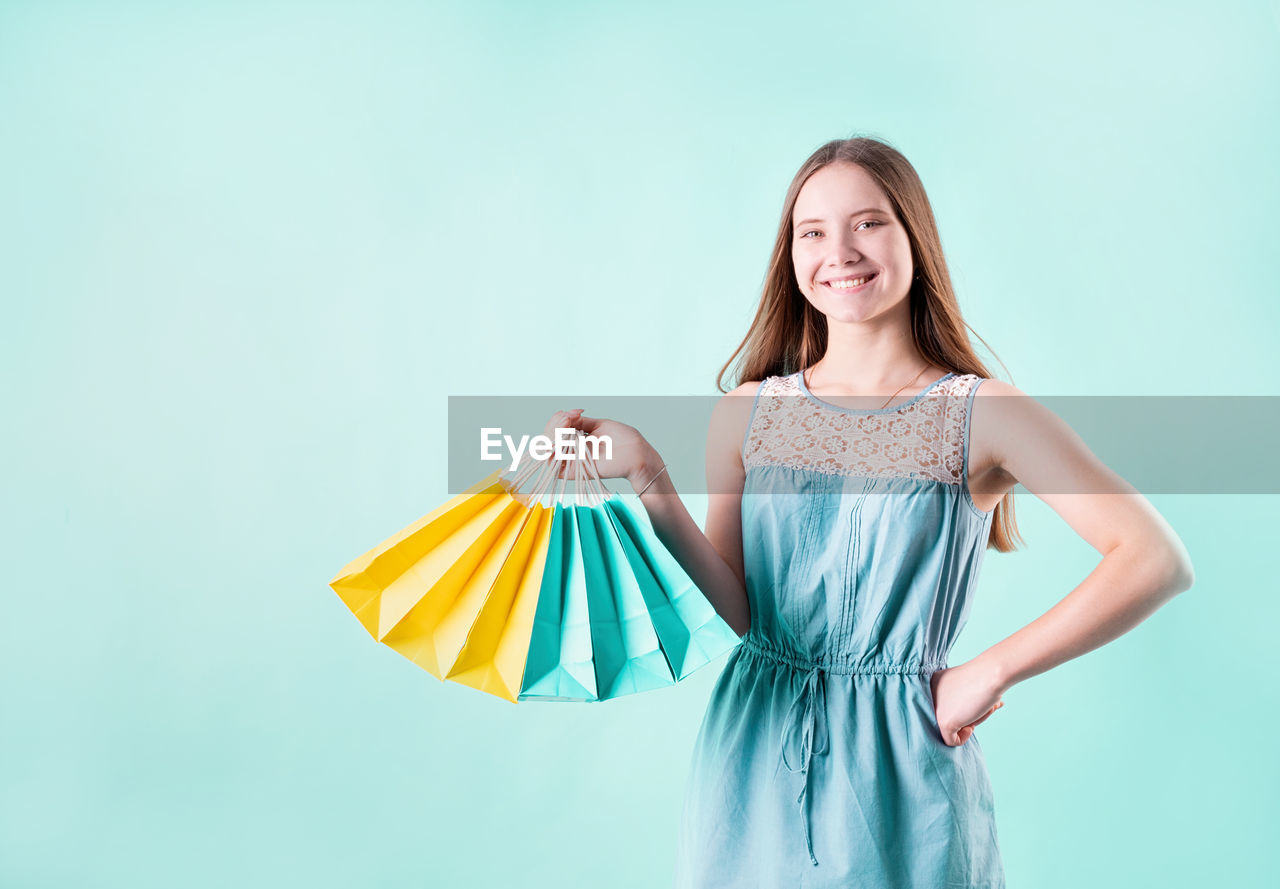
top-left (822, 271), bottom-right (878, 292)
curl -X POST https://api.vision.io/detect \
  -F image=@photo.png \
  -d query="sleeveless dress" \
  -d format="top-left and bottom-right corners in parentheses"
top-left (672, 370), bottom-right (1005, 889)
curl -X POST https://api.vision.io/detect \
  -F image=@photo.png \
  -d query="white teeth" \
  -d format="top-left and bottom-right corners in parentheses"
top-left (828, 274), bottom-right (873, 289)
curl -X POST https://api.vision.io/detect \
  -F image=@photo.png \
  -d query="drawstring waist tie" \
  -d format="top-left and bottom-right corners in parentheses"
top-left (780, 663), bottom-right (828, 865)
top-left (740, 634), bottom-right (947, 867)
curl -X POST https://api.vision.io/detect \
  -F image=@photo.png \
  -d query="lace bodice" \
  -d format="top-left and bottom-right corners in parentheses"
top-left (742, 371), bottom-right (984, 485)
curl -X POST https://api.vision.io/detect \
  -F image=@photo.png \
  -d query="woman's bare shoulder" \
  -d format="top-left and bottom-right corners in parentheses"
top-left (707, 381), bottom-right (764, 474)
top-left (715, 381), bottom-right (765, 422)
top-left (724, 380), bottom-right (764, 397)
top-left (968, 377), bottom-right (1072, 482)
top-left (972, 377), bottom-right (1022, 397)
top-left (712, 380), bottom-right (765, 418)
top-left (966, 378), bottom-right (1023, 482)
top-left (971, 378), bottom-right (1037, 421)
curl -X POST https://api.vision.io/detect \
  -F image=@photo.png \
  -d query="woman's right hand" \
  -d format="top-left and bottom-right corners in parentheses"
top-left (540, 409), bottom-right (663, 493)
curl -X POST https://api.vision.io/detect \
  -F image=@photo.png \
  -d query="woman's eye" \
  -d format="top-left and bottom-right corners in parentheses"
top-left (799, 221), bottom-right (880, 239)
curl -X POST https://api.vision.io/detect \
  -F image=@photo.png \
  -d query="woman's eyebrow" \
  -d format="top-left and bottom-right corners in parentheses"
top-left (793, 208), bottom-right (888, 229)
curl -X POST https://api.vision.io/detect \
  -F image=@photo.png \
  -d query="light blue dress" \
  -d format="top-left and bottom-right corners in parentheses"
top-left (673, 371), bottom-right (1005, 888)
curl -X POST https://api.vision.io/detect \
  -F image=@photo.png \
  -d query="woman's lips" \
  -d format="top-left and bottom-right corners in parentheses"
top-left (822, 271), bottom-right (878, 293)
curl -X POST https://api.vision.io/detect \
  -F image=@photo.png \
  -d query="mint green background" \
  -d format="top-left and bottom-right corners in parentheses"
top-left (3, 2), bottom-right (1277, 887)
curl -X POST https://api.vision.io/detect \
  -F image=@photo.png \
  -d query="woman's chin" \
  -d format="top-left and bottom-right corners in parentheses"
top-left (822, 306), bottom-right (888, 325)
top-left (814, 295), bottom-right (910, 326)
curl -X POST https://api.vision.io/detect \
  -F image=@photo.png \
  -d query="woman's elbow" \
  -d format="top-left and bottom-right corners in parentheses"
top-left (1173, 557), bottom-right (1195, 594)
top-left (1161, 545), bottom-right (1195, 595)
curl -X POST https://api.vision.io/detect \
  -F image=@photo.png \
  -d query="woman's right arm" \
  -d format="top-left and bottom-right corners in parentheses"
top-left (623, 383), bottom-right (760, 638)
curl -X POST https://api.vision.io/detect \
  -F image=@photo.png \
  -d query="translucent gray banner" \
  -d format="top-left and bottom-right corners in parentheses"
top-left (447, 395), bottom-right (1279, 496)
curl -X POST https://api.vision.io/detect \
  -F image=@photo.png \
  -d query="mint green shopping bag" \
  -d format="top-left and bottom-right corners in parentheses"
top-left (603, 497), bottom-right (741, 680)
top-left (520, 505), bottom-right (598, 701)
top-left (575, 504), bottom-right (677, 699)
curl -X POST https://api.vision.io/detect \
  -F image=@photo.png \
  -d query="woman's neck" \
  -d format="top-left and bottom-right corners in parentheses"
top-left (805, 344), bottom-right (944, 397)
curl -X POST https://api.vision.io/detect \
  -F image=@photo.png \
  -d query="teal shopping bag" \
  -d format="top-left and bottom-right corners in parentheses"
top-left (575, 504), bottom-right (677, 699)
top-left (519, 506), bottom-right (598, 701)
top-left (603, 498), bottom-right (741, 680)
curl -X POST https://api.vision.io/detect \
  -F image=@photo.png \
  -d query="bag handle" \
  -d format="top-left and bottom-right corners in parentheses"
top-left (502, 424), bottom-right (615, 508)
top-left (507, 452), bottom-right (544, 493)
top-left (579, 438), bottom-right (613, 505)
top-left (566, 430), bottom-right (611, 507)
top-left (507, 449), bottom-right (560, 506)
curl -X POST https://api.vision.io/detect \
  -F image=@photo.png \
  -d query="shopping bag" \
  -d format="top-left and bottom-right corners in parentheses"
top-left (329, 432), bottom-right (741, 703)
top-left (329, 468), bottom-right (514, 642)
top-left (602, 497), bottom-right (741, 680)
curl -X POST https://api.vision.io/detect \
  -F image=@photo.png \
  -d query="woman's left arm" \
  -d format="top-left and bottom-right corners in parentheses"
top-left (969, 380), bottom-right (1196, 696)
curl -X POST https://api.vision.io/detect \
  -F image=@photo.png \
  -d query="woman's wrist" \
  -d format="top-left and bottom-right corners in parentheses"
top-left (628, 448), bottom-right (667, 495)
top-left (972, 647), bottom-right (1014, 696)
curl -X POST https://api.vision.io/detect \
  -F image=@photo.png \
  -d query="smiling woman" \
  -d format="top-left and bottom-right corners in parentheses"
top-left (794, 195), bottom-right (902, 315)
top-left (548, 135), bottom-right (1194, 888)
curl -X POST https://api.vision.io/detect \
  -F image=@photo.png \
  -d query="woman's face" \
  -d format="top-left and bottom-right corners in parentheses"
top-left (790, 162), bottom-right (915, 326)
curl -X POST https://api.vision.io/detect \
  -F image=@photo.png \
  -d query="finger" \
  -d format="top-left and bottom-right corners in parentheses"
top-left (973, 698), bottom-right (1006, 727)
top-left (576, 414), bottom-right (604, 433)
top-left (549, 423), bottom-right (585, 444)
top-left (545, 414), bottom-right (576, 438)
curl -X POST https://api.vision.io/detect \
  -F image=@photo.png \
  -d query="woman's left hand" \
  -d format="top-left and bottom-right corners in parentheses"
top-left (930, 661), bottom-right (1006, 746)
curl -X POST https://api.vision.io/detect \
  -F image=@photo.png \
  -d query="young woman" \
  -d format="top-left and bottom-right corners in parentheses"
top-left (549, 136), bottom-right (1194, 888)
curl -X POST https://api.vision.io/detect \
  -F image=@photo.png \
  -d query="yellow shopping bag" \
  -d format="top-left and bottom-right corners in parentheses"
top-left (444, 501), bottom-right (556, 701)
top-left (329, 457), bottom-right (563, 686)
top-left (329, 468), bottom-right (515, 648)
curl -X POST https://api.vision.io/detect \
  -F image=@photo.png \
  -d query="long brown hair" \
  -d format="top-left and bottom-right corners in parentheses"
top-left (716, 136), bottom-right (1022, 551)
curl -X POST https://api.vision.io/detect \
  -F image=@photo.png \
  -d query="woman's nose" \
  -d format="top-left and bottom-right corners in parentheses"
top-left (825, 231), bottom-right (861, 265)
